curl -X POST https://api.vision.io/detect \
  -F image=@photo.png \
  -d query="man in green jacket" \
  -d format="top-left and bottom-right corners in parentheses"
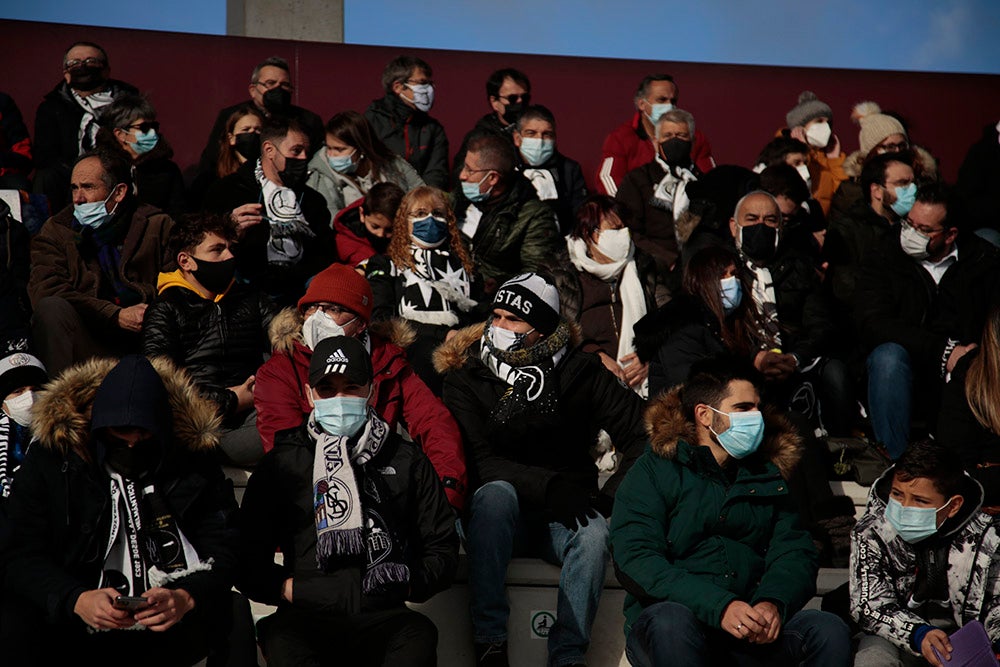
top-left (609, 357), bottom-right (850, 666)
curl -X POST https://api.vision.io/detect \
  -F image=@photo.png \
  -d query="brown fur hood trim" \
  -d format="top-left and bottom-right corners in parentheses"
top-left (644, 385), bottom-right (802, 479)
top-left (433, 320), bottom-right (583, 374)
top-left (674, 209), bottom-right (703, 246)
top-left (268, 307), bottom-right (417, 354)
top-left (842, 144), bottom-right (939, 179)
top-left (31, 356), bottom-right (222, 458)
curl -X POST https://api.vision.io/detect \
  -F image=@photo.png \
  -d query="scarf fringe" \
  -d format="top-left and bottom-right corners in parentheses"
top-left (147, 558), bottom-right (215, 588)
top-left (317, 527), bottom-right (365, 569)
top-left (363, 562), bottom-right (411, 595)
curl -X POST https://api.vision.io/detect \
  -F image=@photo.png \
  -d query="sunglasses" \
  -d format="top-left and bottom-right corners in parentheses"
top-left (125, 121), bottom-right (160, 133)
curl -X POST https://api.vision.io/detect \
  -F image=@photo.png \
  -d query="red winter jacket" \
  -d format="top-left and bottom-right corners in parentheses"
top-left (254, 308), bottom-right (467, 510)
top-left (596, 112), bottom-right (714, 196)
top-left (333, 199), bottom-right (378, 268)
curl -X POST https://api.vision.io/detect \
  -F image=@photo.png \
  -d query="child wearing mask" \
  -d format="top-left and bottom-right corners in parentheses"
top-left (0, 348), bottom-right (47, 499)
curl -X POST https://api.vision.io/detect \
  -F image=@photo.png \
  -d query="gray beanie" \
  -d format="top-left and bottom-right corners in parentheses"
top-left (786, 91), bottom-right (833, 129)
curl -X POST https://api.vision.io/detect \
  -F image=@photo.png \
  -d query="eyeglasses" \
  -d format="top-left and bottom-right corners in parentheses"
top-left (303, 303), bottom-right (353, 316)
top-left (903, 218), bottom-right (944, 236)
top-left (254, 80), bottom-right (294, 92)
top-left (406, 78), bottom-right (434, 86)
top-left (497, 93), bottom-right (530, 105)
top-left (64, 57), bottom-right (106, 70)
top-left (877, 140), bottom-right (910, 153)
top-left (125, 121), bottom-right (160, 133)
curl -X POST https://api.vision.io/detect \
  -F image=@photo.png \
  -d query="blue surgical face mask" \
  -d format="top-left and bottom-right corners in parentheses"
top-left (890, 182), bottom-right (917, 217)
top-left (720, 276), bottom-right (742, 313)
top-left (489, 324), bottom-right (533, 352)
top-left (129, 128), bottom-right (159, 155)
top-left (313, 395), bottom-right (369, 437)
top-left (884, 496), bottom-right (950, 543)
top-left (411, 215), bottom-right (448, 247)
top-left (327, 149), bottom-right (357, 174)
top-left (462, 171), bottom-right (494, 203)
top-left (708, 407), bottom-right (765, 459)
top-left (73, 187), bottom-right (120, 229)
top-left (646, 102), bottom-right (673, 126)
top-left (519, 137), bottom-right (554, 167)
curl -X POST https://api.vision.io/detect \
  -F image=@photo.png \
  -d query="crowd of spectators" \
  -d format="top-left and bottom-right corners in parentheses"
top-left (1, 39), bottom-right (1000, 666)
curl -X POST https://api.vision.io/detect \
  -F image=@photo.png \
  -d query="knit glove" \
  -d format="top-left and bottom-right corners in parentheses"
top-left (545, 477), bottom-right (598, 531)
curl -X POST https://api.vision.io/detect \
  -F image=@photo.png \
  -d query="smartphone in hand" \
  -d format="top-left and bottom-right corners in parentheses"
top-left (113, 595), bottom-right (149, 612)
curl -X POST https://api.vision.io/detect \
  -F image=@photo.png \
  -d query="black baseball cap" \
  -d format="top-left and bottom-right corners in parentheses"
top-left (308, 336), bottom-right (373, 387)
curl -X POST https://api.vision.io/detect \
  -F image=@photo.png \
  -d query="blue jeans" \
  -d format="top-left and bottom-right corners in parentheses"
top-left (625, 601), bottom-right (851, 667)
top-left (464, 480), bottom-right (609, 667)
top-left (867, 342), bottom-right (912, 460)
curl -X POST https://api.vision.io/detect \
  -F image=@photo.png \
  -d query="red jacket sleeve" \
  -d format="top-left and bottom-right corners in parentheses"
top-left (692, 129), bottom-right (715, 175)
top-left (596, 126), bottom-right (631, 196)
top-left (253, 353), bottom-right (309, 453)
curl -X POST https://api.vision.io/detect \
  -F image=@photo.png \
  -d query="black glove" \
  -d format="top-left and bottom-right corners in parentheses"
top-left (545, 477), bottom-right (598, 531)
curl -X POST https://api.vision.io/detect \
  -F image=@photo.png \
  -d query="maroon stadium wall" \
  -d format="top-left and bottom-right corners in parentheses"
top-left (2, 18), bottom-right (998, 188)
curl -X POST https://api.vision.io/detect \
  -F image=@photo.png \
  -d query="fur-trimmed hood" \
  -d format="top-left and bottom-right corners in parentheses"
top-left (267, 307), bottom-right (417, 355)
top-left (643, 385), bottom-right (802, 479)
top-left (432, 320), bottom-right (583, 374)
top-left (31, 356), bottom-right (221, 460)
top-left (842, 144), bottom-right (939, 179)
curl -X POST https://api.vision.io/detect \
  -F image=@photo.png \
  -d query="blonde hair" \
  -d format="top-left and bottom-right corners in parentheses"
top-left (386, 186), bottom-right (474, 275)
top-left (966, 307), bottom-right (1000, 434)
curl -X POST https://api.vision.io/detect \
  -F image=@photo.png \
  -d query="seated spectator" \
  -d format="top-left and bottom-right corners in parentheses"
top-left (194, 56), bottom-right (323, 191)
top-left (306, 110), bottom-right (423, 222)
top-left (956, 119), bottom-right (1000, 243)
top-left (1, 354), bottom-right (243, 665)
top-left (850, 439), bottom-right (1000, 667)
top-left (366, 186), bottom-right (478, 394)
top-left (332, 181), bottom-right (403, 269)
top-left (28, 151), bottom-right (174, 375)
top-left (831, 103), bottom-right (939, 222)
top-left (825, 151), bottom-right (916, 307)
top-left (435, 272), bottom-right (648, 667)
top-left (610, 356), bottom-right (850, 667)
top-left (560, 195), bottom-right (669, 396)
top-left (675, 164), bottom-right (761, 266)
top-left (188, 103), bottom-right (264, 208)
top-left (203, 116), bottom-right (333, 307)
top-left (95, 94), bottom-right (185, 215)
top-left (855, 182), bottom-right (1000, 459)
top-left (753, 136), bottom-right (813, 184)
top-left (0, 347), bottom-right (47, 499)
top-left (759, 163), bottom-right (827, 263)
top-left (365, 55), bottom-right (450, 189)
top-left (937, 305), bottom-right (1000, 507)
top-left (254, 263), bottom-right (467, 511)
top-left (782, 91), bottom-right (847, 216)
top-left (454, 132), bottom-right (558, 296)
top-left (596, 73), bottom-right (714, 195)
top-left (513, 105), bottom-right (588, 234)
top-left (451, 68), bottom-right (531, 185)
top-left (239, 335), bottom-right (458, 666)
top-left (32, 42), bottom-right (138, 214)
top-left (142, 213), bottom-right (276, 467)
top-left (0, 91), bottom-right (33, 191)
top-left (0, 199), bottom-right (31, 345)
top-left (616, 108), bottom-right (701, 275)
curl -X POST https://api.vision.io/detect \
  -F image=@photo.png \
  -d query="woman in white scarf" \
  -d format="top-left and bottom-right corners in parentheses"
top-left (564, 196), bottom-right (669, 398)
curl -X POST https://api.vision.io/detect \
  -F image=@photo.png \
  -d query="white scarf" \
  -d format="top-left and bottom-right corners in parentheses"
top-left (0, 413), bottom-right (13, 498)
top-left (652, 156), bottom-right (696, 222)
top-left (461, 204), bottom-right (483, 240)
top-left (523, 168), bottom-right (559, 201)
top-left (746, 262), bottom-right (783, 347)
top-left (566, 236), bottom-right (648, 397)
top-left (72, 89), bottom-right (115, 154)
top-left (398, 245), bottom-right (476, 326)
top-left (255, 160), bottom-right (316, 266)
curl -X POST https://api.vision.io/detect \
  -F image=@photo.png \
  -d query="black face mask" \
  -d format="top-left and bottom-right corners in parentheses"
top-left (502, 102), bottom-right (525, 126)
top-left (68, 66), bottom-right (106, 91)
top-left (263, 87), bottom-right (292, 114)
top-left (233, 132), bottom-right (261, 162)
top-left (367, 232), bottom-right (390, 254)
top-left (278, 156), bottom-right (309, 190)
top-left (660, 138), bottom-right (692, 168)
top-left (191, 256), bottom-right (237, 295)
top-left (740, 223), bottom-right (779, 264)
top-left (105, 439), bottom-right (159, 479)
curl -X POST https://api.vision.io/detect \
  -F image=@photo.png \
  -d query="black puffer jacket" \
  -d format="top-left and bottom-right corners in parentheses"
top-left (435, 323), bottom-right (648, 510)
top-left (365, 94), bottom-right (450, 189)
top-left (142, 278), bottom-right (276, 422)
top-left (202, 160), bottom-right (334, 307)
top-left (237, 421), bottom-right (458, 613)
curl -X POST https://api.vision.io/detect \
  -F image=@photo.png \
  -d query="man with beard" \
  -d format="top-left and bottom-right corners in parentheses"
top-left (32, 41), bottom-right (138, 212)
top-left (203, 116), bottom-right (333, 307)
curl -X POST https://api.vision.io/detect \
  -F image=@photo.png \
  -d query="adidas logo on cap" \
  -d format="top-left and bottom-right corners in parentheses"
top-left (325, 348), bottom-right (349, 375)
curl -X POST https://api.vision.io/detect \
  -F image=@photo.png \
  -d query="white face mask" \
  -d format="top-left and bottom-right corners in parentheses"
top-left (900, 222), bottom-right (931, 261)
top-left (404, 83), bottom-right (435, 112)
top-left (795, 163), bottom-right (812, 190)
top-left (596, 228), bottom-right (633, 262)
top-left (489, 325), bottom-right (533, 352)
top-left (302, 310), bottom-right (357, 350)
top-left (3, 390), bottom-right (34, 428)
top-left (805, 121), bottom-right (832, 149)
